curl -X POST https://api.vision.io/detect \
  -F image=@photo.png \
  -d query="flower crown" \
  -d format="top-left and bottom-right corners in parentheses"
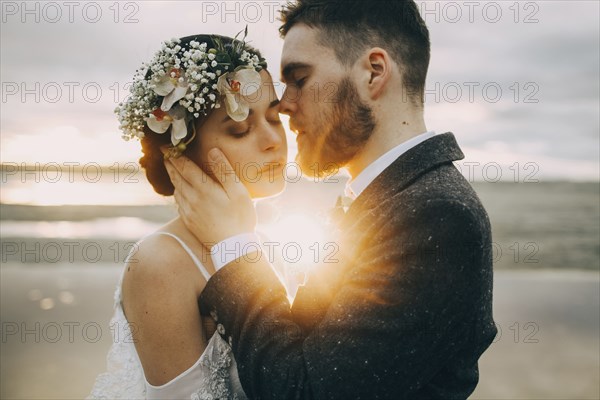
top-left (115, 29), bottom-right (267, 158)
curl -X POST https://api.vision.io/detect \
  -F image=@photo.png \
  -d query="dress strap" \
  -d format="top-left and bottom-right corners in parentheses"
top-left (153, 231), bottom-right (212, 281)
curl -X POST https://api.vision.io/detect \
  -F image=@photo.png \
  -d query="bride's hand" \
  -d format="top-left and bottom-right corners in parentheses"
top-left (164, 148), bottom-right (257, 248)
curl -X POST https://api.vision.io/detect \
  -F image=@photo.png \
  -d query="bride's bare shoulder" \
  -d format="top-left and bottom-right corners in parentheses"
top-left (122, 220), bottom-right (208, 300)
top-left (119, 221), bottom-right (210, 386)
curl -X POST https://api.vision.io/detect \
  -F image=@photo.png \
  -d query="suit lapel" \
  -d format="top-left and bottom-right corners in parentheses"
top-left (344, 132), bottom-right (464, 225)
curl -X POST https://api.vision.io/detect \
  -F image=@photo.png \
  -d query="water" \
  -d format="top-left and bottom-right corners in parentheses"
top-left (1, 167), bottom-right (598, 271)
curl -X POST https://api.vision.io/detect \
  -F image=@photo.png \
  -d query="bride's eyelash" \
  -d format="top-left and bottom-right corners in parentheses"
top-left (230, 128), bottom-right (250, 138)
top-left (229, 124), bottom-right (251, 138)
top-left (229, 116), bottom-right (281, 138)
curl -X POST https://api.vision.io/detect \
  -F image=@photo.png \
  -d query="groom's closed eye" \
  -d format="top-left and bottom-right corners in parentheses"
top-left (291, 77), bottom-right (308, 89)
top-left (281, 62), bottom-right (312, 85)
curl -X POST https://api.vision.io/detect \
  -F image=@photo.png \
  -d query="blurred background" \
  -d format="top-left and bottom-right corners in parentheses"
top-left (1, 1), bottom-right (598, 399)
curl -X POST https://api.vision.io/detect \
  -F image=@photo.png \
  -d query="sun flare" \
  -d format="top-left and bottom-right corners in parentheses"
top-left (259, 211), bottom-right (329, 274)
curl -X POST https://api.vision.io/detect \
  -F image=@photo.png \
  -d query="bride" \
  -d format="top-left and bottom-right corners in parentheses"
top-left (88, 32), bottom-right (287, 399)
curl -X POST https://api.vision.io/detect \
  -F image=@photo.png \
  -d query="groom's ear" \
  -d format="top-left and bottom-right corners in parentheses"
top-left (361, 47), bottom-right (392, 100)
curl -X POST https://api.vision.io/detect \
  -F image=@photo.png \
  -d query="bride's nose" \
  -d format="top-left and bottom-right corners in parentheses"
top-left (258, 123), bottom-right (284, 152)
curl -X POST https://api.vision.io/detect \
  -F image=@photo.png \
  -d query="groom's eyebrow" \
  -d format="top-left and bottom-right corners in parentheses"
top-left (221, 100), bottom-right (281, 123)
top-left (281, 62), bottom-right (312, 83)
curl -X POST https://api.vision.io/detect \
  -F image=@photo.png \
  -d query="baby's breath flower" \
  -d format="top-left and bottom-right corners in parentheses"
top-left (115, 33), bottom-right (266, 147)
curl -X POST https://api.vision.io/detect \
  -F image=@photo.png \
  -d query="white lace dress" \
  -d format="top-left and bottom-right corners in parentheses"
top-left (88, 232), bottom-right (248, 400)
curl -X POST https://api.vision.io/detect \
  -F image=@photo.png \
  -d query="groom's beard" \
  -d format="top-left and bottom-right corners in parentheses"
top-left (296, 76), bottom-right (376, 178)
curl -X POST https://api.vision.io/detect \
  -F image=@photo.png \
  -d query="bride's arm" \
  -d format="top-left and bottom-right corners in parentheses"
top-left (121, 234), bottom-right (208, 386)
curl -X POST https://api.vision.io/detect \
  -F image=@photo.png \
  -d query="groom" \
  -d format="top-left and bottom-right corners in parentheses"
top-left (166, 0), bottom-right (497, 398)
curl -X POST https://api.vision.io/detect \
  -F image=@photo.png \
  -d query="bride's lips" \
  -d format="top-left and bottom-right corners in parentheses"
top-left (260, 160), bottom-right (286, 173)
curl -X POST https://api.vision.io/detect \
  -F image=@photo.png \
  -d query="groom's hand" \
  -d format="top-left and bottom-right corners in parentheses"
top-left (164, 148), bottom-right (257, 248)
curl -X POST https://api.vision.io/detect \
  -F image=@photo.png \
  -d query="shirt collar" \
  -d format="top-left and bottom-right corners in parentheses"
top-left (345, 131), bottom-right (437, 200)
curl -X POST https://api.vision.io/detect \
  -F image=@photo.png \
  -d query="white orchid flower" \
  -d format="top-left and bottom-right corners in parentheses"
top-left (152, 68), bottom-right (190, 112)
top-left (216, 68), bottom-right (262, 121)
top-left (146, 104), bottom-right (188, 146)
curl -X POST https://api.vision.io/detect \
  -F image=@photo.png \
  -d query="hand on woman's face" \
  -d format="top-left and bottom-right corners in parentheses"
top-left (188, 70), bottom-right (288, 199)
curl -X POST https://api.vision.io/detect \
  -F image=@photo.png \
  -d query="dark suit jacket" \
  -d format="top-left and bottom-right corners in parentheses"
top-left (199, 133), bottom-right (497, 399)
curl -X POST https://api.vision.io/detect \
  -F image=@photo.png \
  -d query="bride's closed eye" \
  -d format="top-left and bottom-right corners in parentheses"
top-left (228, 123), bottom-right (251, 138)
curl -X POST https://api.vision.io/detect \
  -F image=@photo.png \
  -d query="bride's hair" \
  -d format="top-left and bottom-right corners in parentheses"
top-left (138, 34), bottom-right (265, 196)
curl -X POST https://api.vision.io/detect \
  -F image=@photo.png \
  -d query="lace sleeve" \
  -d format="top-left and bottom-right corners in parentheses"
top-left (87, 272), bottom-right (146, 400)
top-left (87, 303), bottom-right (146, 399)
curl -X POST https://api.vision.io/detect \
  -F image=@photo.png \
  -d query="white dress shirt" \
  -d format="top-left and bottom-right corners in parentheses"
top-left (345, 131), bottom-right (437, 200)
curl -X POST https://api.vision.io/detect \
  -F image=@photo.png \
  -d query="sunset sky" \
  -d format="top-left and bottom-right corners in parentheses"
top-left (1, 0), bottom-right (599, 181)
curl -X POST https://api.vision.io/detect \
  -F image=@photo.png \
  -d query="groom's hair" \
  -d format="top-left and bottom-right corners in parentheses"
top-left (280, 0), bottom-right (430, 105)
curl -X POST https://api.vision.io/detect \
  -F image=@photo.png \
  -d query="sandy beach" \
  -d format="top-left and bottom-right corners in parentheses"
top-left (1, 180), bottom-right (598, 399)
top-left (1, 265), bottom-right (598, 400)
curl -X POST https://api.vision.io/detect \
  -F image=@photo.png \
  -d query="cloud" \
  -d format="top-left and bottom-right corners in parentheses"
top-left (1, 0), bottom-right (598, 180)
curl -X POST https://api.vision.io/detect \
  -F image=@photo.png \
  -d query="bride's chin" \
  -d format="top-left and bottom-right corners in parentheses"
top-left (248, 180), bottom-right (286, 200)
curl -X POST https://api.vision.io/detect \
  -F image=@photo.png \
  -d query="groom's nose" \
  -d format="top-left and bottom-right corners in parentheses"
top-left (279, 86), bottom-right (298, 116)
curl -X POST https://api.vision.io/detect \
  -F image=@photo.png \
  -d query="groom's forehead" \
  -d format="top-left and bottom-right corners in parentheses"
top-left (280, 24), bottom-right (332, 77)
top-left (281, 27), bottom-right (313, 64)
